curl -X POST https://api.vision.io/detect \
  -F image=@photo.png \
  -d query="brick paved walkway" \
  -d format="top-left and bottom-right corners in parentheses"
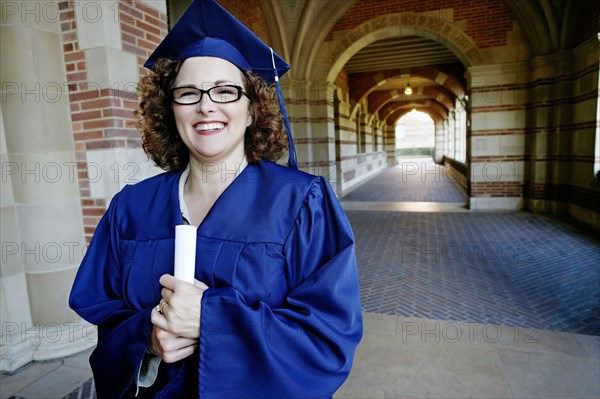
top-left (348, 210), bottom-right (600, 334)
top-left (343, 159), bottom-right (600, 335)
top-left (63, 379), bottom-right (95, 399)
top-left (343, 158), bottom-right (467, 203)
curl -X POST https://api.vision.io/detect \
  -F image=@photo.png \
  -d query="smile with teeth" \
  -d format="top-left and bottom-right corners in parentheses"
top-left (195, 122), bottom-right (225, 132)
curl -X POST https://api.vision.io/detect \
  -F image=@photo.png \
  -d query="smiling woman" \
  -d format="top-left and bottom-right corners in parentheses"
top-left (68, 0), bottom-right (362, 397)
top-left (137, 58), bottom-right (286, 171)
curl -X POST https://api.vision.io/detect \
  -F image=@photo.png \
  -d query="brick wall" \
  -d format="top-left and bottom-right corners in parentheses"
top-left (119, 1), bottom-right (168, 74)
top-left (59, 0), bottom-right (167, 242)
top-left (326, 0), bottom-right (514, 48)
top-left (218, 0), bottom-right (271, 44)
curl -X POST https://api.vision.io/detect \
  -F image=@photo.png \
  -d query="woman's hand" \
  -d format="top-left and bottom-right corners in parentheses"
top-left (152, 274), bottom-right (209, 338)
top-left (148, 324), bottom-right (197, 363)
top-left (150, 274), bottom-right (209, 362)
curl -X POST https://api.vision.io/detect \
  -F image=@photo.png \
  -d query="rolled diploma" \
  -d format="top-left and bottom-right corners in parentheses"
top-left (174, 225), bottom-right (196, 284)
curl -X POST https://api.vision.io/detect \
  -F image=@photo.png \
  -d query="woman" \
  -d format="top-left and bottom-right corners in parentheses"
top-left (69, 0), bottom-right (362, 398)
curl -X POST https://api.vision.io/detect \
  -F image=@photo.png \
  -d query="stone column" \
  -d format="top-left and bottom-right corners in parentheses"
top-left (1, 105), bottom-right (35, 371)
top-left (0, 0), bottom-right (90, 371)
top-left (526, 55), bottom-right (556, 214)
top-left (332, 86), bottom-right (359, 194)
top-left (284, 79), bottom-right (337, 189)
top-left (466, 63), bottom-right (529, 210)
top-left (385, 124), bottom-right (397, 166)
top-left (447, 113), bottom-right (455, 160)
top-left (433, 120), bottom-right (445, 163)
top-left (526, 37), bottom-right (600, 228)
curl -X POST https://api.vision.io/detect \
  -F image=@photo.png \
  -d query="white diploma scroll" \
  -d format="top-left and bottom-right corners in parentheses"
top-left (174, 225), bottom-right (197, 284)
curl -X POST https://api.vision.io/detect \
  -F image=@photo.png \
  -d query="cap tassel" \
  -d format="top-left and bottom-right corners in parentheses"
top-left (270, 47), bottom-right (298, 169)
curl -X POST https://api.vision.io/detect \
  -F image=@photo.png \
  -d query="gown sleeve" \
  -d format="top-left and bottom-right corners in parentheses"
top-left (199, 176), bottom-right (363, 399)
top-left (69, 193), bottom-right (159, 398)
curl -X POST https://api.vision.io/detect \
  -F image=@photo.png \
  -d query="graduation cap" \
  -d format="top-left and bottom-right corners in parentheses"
top-left (144, 0), bottom-right (298, 169)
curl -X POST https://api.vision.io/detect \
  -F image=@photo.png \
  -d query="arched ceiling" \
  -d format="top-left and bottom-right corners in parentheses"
top-left (320, 0), bottom-right (587, 126)
top-left (344, 36), bottom-right (460, 73)
top-left (342, 35), bottom-right (466, 125)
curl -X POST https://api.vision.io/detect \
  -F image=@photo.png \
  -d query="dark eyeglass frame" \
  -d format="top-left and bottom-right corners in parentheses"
top-left (170, 85), bottom-right (249, 105)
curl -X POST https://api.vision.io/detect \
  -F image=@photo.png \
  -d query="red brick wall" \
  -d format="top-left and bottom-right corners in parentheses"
top-left (119, 1), bottom-right (168, 75)
top-left (218, 0), bottom-right (272, 44)
top-left (59, 0), bottom-right (167, 242)
top-left (326, 0), bottom-right (514, 48)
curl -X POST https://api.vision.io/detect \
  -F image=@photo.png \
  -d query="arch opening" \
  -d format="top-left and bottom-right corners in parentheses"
top-left (316, 9), bottom-right (486, 197)
top-left (396, 110), bottom-right (435, 159)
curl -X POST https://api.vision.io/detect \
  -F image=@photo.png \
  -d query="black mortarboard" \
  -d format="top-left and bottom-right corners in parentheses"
top-left (144, 0), bottom-right (297, 168)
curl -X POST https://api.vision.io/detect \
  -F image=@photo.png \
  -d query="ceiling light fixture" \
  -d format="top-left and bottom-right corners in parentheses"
top-left (404, 82), bottom-right (413, 96)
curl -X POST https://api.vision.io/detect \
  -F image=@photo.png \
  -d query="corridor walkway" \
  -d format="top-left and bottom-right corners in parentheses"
top-left (2, 159), bottom-right (599, 398)
top-left (343, 158), bottom-right (467, 203)
top-left (336, 158), bottom-right (599, 398)
top-left (342, 158), bottom-right (599, 335)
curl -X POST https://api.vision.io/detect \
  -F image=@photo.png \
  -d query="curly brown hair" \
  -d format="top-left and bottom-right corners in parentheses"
top-left (137, 58), bottom-right (287, 171)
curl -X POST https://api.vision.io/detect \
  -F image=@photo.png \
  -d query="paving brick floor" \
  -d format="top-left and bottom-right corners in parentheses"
top-left (348, 210), bottom-right (600, 335)
top-left (343, 159), bottom-right (600, 335)
top-left (343, 158), bottom-right (467, 203)
top-left (63, 379), bottom-right (95, 399)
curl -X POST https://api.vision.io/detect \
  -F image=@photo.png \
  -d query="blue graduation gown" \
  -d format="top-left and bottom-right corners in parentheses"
top-left (69, 160), bottom-right (363, 398)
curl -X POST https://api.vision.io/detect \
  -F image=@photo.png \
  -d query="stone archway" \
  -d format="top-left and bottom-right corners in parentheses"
top-left (350, 66), bottom-right (466, 108)
top-left (313, 12), bottom-right (484, 84)
top-left (309, 12), bottom-right (483, 194)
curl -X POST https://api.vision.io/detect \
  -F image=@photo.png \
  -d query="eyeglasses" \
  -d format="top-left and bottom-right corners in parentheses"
top-left (171, 85), bottom-right (248, 105)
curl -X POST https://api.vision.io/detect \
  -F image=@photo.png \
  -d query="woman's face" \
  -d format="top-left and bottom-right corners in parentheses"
top-left (172, 56), bottom-right (251, 165)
